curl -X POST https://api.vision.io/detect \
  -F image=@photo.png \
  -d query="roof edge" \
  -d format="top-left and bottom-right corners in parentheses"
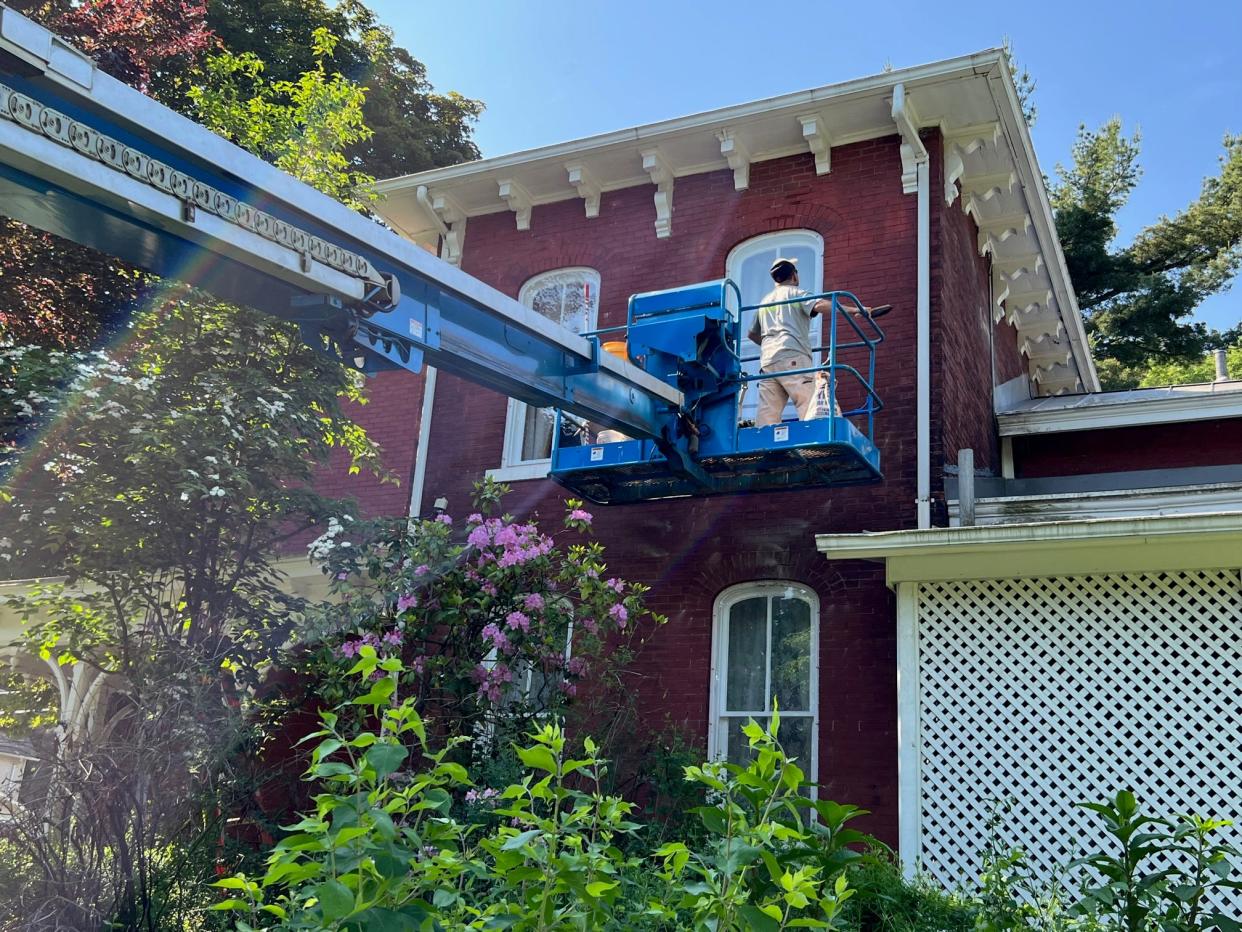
top-left (376, 49), bottom-right (1006, 192)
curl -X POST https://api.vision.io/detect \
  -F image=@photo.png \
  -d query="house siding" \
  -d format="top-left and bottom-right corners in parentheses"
top-left (1013, 417), bottom-right (1242, 478)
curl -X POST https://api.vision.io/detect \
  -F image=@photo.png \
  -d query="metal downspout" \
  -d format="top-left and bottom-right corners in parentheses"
top-left (916, 160), bottom-right (931, 528)
top-left (407, 184), bottom-right (448, 520)
top-left (408, 366), bottom-right (437, 518)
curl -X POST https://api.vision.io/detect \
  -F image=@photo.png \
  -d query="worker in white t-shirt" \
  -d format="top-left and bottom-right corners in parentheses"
top-left (747, 257), bottom-right (832, 427)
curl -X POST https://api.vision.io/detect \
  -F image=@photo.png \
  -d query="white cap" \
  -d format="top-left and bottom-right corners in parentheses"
top-left (769, 256), bottom-right (798, 277)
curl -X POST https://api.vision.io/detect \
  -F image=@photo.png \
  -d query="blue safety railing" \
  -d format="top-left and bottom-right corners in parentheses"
top-left (574, 282), bottom-right (884, 447)
top-left (734, 288), bottom-right (886, 445)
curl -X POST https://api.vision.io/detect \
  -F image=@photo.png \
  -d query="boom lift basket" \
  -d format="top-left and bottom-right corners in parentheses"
top-left (550, 279), bottom-right (885, 503)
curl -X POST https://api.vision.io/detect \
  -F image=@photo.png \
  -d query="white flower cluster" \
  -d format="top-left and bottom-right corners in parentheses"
top-left (307, 515), bottom-right (352, 561)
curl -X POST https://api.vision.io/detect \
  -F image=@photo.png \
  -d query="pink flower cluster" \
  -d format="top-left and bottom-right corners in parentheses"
top-left (481, 623), bottom-right (512, 654)
top-left (467, 518), bottom-right (554, 568)
top-left (523, 592), bottom-right (545, 611)
top-left (435, 514), bottom-right (453, 525)
top-left (396, 593), bottom-right (417, 613)
top-left (566, 655), bottom-right (589, 677)
top-left (568, 508), bottom-right (593, 525)
top-left (605, 577), bottom-right (625, 594)
top-left (609, 603), bottom-right (628, 628)
top-left (338, 629), bottom-right (402, 658)
top-left (464, 787), bottom-right (500, 806)
top-left (505, 610), bottom-right (531, 632)
top-left (473, 662), bottom-right (513, 703)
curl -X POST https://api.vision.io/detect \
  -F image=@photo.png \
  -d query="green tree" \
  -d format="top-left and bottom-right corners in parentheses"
top-left (1095, 341), bottom-right (1242, 390)
top-left (206, 0), bottom-right (484, 178)
top-left (1050, 120), bottom-right (1242, 375)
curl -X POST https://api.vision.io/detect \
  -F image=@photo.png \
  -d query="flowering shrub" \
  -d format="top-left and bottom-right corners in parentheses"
top-left (296, 480), bottom-right (660, 744)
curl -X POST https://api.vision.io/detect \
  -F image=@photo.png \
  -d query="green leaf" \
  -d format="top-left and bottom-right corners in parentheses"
top-left (211, 876), bottom-right (255, 892)
top-left (738, 904), bottom-right (781, 932)
top-left (364, 743), bottom-right (408, 780)
top-left (352, 675), bottom-right (396, 707)
top-left (315, 879), bottom-right (354, 921)
top-left (515, 743), bottom-right (558, 774)
top-left (208, 898), bottom-right (250, 911)
top-left (585, 880), bottom-right (618, 898)
top-left (501, 829), bottom-right (542, 850)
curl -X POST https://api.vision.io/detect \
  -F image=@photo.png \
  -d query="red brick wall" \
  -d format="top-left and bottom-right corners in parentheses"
top-left (1014, 417), bottom-right (1242, 478)
top-left (287, 368), bottom-right (424, 553)
top-left (405, 138), bottom-right (951, 843)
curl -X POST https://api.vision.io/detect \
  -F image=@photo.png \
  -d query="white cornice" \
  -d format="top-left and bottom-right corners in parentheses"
top-left (986, 62), bottom-right (1099, 392)
top-left (375, 51), bottom-right (1008, 194)
top-left (997, 382), bottom-right (1242, 436)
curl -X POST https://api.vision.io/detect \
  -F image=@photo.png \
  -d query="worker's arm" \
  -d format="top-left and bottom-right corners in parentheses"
top-left (809, 298), bottom-right (831, 317)
top-left (748, 320), bottom-right (762, 346)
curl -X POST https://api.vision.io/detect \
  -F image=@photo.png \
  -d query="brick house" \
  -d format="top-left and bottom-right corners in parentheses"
top-left (306, 50), bottom-right (1242, 891)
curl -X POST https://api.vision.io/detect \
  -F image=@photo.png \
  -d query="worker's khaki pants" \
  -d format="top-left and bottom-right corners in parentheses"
top-left (757, 353), bottom-right (815, 427)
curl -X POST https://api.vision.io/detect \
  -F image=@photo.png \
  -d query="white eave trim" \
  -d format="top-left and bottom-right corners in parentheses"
top-left (376, 50), bottom-right (1007, 194)
top-left (817, 511), bottom-right (1242, 585)
top-left (817, 511), bottom-right (1242, 558)
top-left (997, 386), bottom-right (1242, 436)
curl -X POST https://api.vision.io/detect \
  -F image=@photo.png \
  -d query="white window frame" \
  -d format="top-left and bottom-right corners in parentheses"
top-left (489, 268), bottom-right (601, 482)
top-left (726, 231), bottom-right (825, 422)
top-left (708, 580), bottom-right (820, 786)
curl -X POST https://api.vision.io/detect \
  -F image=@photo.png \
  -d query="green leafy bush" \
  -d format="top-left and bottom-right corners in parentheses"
top-left (209, 653), bottom-right (867, 931)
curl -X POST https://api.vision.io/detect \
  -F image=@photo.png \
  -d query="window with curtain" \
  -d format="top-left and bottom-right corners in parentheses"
top-left (725, 231), bottom-right (824, 423)
top-left (495, 268), bottom-right (600, 479)
top-left (710, 582), bottom-right (819, 782)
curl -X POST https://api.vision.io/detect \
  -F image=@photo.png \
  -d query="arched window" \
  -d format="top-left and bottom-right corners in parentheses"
top-left (726, 231), bottom-right (825, 423)
top-left (493, 268), bottom-right (601, 480)
top-left (709, 581), bottom-right (819, 783)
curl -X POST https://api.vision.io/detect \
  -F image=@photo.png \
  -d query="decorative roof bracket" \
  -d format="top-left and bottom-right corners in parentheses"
top-left (565, 162), bottom-right (602, 218)
top-left (716, 129), bottom-right (752, 190)
top-left (641, 147), bottom-right (675, 238)
top-left (890, 84), bottom-right (927, 194)
top-left (418, 185), bottom-right (467, 266)
top-left (796, 112), bottom-right (832, 175)
top-left (1005, 287), bottom-right (1054, 321)
top-left (978, 214), bottom-right (1033, 256)
top-left (942, 122), bottom-right (1003, 204)
top-left (497, 178), bottom-right (534, 231)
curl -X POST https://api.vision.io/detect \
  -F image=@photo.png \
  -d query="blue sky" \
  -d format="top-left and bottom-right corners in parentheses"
top-left (370, 0), bottom-right (1241, 332)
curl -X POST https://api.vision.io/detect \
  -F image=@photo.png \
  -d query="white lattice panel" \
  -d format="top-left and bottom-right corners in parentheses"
top-left (916, 571), bottom-right (1242, 910)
